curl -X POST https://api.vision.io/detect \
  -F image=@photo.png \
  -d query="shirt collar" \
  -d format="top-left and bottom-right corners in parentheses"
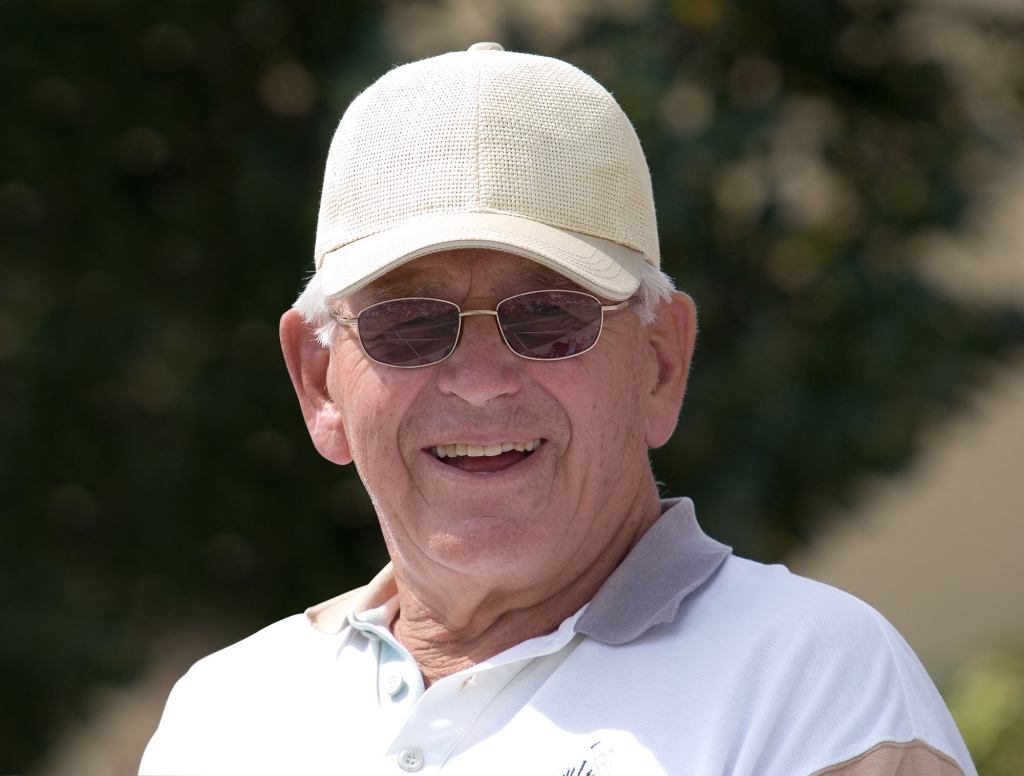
top-left (573, 497), bottom-right (731, 644)
top-left (305, 497), bottom-right (731, 644)
top-left (305, 562), bottom-right (397, 634)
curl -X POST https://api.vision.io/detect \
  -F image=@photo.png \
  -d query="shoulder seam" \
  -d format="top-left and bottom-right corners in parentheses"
top-left (866, 605), bottom-right (922, 735)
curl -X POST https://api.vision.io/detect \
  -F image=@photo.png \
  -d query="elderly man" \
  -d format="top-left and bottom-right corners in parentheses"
top-left (141, 44), bottom-right (975, 775)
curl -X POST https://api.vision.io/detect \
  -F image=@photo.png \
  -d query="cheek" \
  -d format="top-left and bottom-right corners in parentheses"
top-left (557, 345), bottom-right (649, 456)
top-left (593, 379), bottom-right (647, 454)
top-left (329, 351), bottom-right (420, 463)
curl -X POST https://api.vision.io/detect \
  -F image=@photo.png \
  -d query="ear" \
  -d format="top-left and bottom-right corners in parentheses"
top-left (279, 309), bottom-right (352, 465)
top-left (644, 292), bottom-right (697, 449)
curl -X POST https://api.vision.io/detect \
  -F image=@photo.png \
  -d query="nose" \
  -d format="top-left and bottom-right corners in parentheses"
top-left (434, 313), bottom-right (523, 406)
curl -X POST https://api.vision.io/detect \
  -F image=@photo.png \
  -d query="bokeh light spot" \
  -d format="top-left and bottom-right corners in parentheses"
top-left (258, 61), bottom-right (316, 117)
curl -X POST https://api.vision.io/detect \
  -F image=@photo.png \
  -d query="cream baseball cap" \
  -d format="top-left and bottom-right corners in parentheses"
top-left (312, 42), bottom-right (660, 302)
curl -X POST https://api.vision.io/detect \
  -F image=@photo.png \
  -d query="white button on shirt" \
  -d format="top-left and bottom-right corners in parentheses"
top-left (383, 671), bottom-right (405, 698)
top-left (397, 748), bottom-right (424, 772)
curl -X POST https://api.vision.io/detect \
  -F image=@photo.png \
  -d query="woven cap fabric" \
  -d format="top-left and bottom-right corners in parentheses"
top-left (313, 44), bottom-right (660, 301)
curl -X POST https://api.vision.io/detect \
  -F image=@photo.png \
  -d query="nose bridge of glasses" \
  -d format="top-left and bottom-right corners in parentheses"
top-left (456, 308), bottom-right (502, 343)
top-left (438, 304), bottom-right (524, 404)
top-left (454, 307), bottom-right (504, 352)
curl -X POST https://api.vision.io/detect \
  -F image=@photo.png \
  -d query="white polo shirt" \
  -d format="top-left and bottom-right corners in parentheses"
top-left (140, 498), bottom-right (975, 775)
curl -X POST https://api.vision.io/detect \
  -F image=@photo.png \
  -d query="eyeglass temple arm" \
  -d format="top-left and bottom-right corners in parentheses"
top-left (601, 298), bottom-right (633, 312)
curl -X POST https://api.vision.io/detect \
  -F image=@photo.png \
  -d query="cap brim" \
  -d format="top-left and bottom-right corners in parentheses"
top-left (315, 212), bottom-right (646, 301)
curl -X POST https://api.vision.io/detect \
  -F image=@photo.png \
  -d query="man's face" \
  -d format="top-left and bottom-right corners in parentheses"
top-left (319, 249), bottom-right (671, 596)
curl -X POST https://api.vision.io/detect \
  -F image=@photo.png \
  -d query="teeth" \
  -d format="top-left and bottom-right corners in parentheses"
top-left (431, 438), bottom-right (542, 459)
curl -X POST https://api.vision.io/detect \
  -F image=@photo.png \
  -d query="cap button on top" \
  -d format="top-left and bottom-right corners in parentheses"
top-left (467, 41), bottom-right (503, 51)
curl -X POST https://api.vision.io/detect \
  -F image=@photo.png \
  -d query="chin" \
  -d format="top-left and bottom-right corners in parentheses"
top-left (422, 512), bottom-right (536, 569)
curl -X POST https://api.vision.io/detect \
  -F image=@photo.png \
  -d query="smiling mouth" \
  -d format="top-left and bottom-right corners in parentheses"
top-left (428, 439), bottom-right (543, 473)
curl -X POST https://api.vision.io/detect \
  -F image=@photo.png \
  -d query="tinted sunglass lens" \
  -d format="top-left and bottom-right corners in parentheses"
top-left (497, 291), bottom-right (602, 359)
top-left (358, 299), bottom-right (460, 367)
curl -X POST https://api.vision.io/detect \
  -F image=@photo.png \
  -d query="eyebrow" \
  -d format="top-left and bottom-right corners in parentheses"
top-left (520, 265), bottom-right (580, 289)
top-left (356, 262), bottom-right (582, 306)
top-left (359, 277), bottom-right (450, 305)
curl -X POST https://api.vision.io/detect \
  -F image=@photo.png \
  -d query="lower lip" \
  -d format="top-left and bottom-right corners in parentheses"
top-left (422, 443), bottom-right (545, 479)
top-left (442, 449), bottom-right (529, 473)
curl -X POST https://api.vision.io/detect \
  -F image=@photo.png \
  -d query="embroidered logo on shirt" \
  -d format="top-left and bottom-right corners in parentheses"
top-left (555, 740), bottom-right (615, 776)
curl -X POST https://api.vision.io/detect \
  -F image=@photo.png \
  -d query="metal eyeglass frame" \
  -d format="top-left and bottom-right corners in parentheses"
top-left (333, 289), bottom-right (635, 368)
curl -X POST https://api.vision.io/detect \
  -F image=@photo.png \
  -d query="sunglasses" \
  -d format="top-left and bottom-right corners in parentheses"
top-left (334, 289), bottom-right (634, 368)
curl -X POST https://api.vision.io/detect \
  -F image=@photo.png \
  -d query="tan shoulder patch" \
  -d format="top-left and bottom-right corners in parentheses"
top-left (811, 739), bottom-right (964, 776)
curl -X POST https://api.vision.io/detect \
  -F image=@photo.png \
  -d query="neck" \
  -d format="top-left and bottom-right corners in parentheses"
top-left (391, 483), bottom-right (662, 686)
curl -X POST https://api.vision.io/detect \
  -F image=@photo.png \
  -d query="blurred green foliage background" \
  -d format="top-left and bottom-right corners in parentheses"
top-left (2, 0), bottom-right (1023, 771)
top-left (946, 645), bottom-right (1024, 773)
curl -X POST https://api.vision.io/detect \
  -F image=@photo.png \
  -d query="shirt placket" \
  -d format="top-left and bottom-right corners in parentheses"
top-left (349, 600), bottom-right (588, 774)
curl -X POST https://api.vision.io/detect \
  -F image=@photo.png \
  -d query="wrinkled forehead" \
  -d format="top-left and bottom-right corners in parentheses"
top-left (346, 249), bottom-right (585, 308)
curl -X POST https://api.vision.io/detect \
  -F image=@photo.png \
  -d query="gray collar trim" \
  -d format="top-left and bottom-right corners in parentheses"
top-left (574, 497), bottom-right (732, 645)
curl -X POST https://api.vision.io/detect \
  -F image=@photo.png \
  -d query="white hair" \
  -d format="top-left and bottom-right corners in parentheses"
top-left (293, 259), bottom-right (677, 348)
